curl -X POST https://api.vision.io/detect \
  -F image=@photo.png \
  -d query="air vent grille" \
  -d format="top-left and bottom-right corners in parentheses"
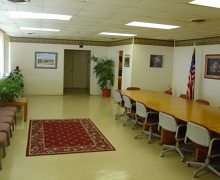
top-left (8, 0), bottom-right (30, 3)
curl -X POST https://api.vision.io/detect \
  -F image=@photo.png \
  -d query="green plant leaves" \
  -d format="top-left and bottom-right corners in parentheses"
top-left (91, 55), bottom-right (114, 89)
top-left (0, 66), bottom-right (24, 101)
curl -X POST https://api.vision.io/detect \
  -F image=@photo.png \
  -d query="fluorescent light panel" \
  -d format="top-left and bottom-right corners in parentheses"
top-left (99, 32), bottom-right (136, 37)
top-left (20, 27), bottom-right (60, 32)
top-left (189, 0), bottom-right (220, 8)
top-left (126, 21), bottom-right (180, 29)
top-left (8, 11), bottom-right (71, 20)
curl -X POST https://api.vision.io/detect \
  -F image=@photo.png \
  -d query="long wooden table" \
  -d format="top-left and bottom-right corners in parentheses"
top-left (0, 97), bottom-right (28, 122)
top-left (121, 90), bottom-right (220, 161)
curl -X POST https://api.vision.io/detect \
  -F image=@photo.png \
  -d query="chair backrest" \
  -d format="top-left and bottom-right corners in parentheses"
top-left (164, 90), bottom-right (172, 95)
top-left (196, 99), bottom-right (210, 105)
top-left (126, 87), bottom-right (141, 90)
top-left (179, 94), bottom-right (189, 99)
top-left (185, 121), bottom-right (211, 147)
top-left (123, 95), bottom-right (132, 110)
top-left (135, 101), bottom-right (147, 118)
top-left (159, 112), bottom-right (177, 133)
top-left (114, 90), bottom-right (123, 105)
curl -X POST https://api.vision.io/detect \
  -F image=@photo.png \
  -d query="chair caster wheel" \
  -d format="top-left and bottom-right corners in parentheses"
top-left (181, 158), bottom-right (184, 162)
top-left (147, 140), bottom-right (151, 144)
top-left (186, 163), bottom-right (190, 167)
top-left (193, 173), bottom-right (197, 178)
top-left (160, 153), bottom-right (164, 157)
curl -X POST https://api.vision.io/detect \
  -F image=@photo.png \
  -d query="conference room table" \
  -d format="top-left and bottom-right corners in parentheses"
top-left (121, 89), bottom-right (220, 161)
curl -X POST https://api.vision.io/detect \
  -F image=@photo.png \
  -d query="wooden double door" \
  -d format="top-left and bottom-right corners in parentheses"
top-left (64, 50), bottom-right (90, 89)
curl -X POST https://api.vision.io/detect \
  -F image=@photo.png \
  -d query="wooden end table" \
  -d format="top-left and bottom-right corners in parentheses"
top-left (0, 97), bottom-right (28, 122)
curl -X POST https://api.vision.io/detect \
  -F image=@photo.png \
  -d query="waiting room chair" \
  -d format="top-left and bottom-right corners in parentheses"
top-left (184, 121), bottom-right (220, 178)
top-left (134, 101), bottom-right (160, 143)
top-left (0, 106), bottom-right (17, 113)
top-left (179, 94), bottom-right (189, 99)
top-left (158, 112), bottom-right (192, 161)
top-left (0, 116), bottom-right (14, 131)
top-left (122, 94), bottom-right (136, 126)
top-left (0, 131), bottom-right (7, 170)
top-left (195, 99), bottom-right (210, 105)
top-left (126, 87), bottom-right (141, 90)
top-left (0, 109), bottom-right (16, 125)
top-left (0, 123), bottom-right (11, 146)
top-left (114, 90), bottom-right (125, 120)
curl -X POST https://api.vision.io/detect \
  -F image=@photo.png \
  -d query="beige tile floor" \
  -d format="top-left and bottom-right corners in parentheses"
top-left (0, 89), bottom-right (219, 180)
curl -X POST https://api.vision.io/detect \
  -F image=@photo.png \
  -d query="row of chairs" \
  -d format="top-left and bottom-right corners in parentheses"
top-left (114, 89), bottom-right (220, 178)
top-left (165, 90), bottom-right (210, 105)
top-left (0, 106), bottom-right (17, 170)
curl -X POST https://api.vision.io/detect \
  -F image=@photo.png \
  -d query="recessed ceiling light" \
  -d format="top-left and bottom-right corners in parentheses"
top-left (8, 11), bottom-right (72, 20)
top-left (20, 27), bottom-right (60, 32)
top-left (99, 32), bottom-right (137, 37)
top-left (126, 21), bottom-right (180, 29)
top-left (189, 0), bottom-right (220, 8)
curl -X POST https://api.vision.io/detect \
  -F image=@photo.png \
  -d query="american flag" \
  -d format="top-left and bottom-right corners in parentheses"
top-left (186, 48), bottom-right (195, 100)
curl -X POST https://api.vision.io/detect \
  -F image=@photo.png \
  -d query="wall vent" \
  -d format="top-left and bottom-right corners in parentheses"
top-left (8, 0), bottom-right (30, 3)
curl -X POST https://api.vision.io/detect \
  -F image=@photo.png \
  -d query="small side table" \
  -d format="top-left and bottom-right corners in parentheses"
top-left (0, 97), bottom-right (28, 122)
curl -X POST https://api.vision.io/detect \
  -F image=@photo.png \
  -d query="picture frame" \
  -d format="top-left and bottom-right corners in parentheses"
top-left (150, 55), bottom-right (163, 68)
top-left (35, 52), bottom-right (57, 69)
top-left (204, 54), bottom-right (220, 80)
top-left (124, 55), bottom-right (130, 67)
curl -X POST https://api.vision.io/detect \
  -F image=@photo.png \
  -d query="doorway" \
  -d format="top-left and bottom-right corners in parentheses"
top-left (64, 50), bottom-right (91, 94)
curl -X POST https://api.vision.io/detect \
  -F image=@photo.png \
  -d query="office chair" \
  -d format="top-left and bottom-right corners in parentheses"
top-left (0, 132), bottom-right (7, 170)
top-left (114, 90), bottom-right (125, 120)
top-left (164, 89), bottom-right (172, 95)
top-left (195, 99), bottom-right (210, 105)
top-left (158, 112), bottom-right (192, 161)
top-left (179, 94), bottom-right (189, 99)
top-left (122, 94), bottom-right (136, 126)
top-left (185, 121), bottom-right (220, 178)
top-left (126, 87), bottom-right (141, 90)
top-left (134, 101), bottom-right (160, 143)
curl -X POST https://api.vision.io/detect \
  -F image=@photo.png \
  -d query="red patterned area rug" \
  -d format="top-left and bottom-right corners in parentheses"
top-left (26, 118), bottom-right (115, 156)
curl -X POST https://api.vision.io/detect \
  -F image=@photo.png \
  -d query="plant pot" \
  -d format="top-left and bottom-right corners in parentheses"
top-left (102, 89), bottom-right (111, 97)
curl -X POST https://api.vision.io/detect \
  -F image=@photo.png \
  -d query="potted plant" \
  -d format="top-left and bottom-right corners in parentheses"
top-left (0, 66), bottom-right (24, 101)
top-left (91, 55), bottom-right (114, 96)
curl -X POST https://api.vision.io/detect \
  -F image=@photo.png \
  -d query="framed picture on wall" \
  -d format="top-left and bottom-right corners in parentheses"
top-left (35, 52), bottom-right (58, 69)
top-left (124, 55), bottom-right (130, 67)
top-left (205, 54), bottom-right (220, 80)
top-left (150, 55), bottom-right (163, 68)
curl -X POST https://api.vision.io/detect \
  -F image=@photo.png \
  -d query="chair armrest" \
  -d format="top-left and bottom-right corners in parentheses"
top-left (175, 124), bottom-right (186, 140)
top-left (208, 138), bottom-right (220, 158)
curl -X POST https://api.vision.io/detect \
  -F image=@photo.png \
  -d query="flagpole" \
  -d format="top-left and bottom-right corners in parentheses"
top-left (193, 45), bottom-right (195, 100)
top-left (186, 47), bottom-right (196, 100)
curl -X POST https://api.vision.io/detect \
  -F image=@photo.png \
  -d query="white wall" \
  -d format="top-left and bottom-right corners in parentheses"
top-left (173, 45), bottom-right (220, 108)
top-left (9, 41), bottom-right (220, 107)
top-left (132, 44), bottom-right (174, 92)
top-left (10, 42), bottom-right (109, 96)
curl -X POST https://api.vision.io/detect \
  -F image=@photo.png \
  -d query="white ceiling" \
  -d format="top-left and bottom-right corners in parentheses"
top-left (1, 0), bottom-right (220, 42)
